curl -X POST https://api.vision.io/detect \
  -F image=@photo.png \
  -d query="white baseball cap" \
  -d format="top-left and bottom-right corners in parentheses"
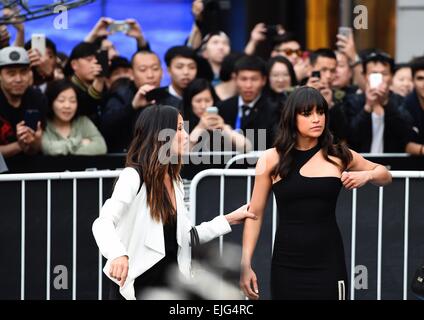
top-left (0, 46), bottom-right (30, 67)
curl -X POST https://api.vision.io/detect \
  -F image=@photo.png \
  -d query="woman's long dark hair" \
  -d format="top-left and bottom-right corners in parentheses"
top-left (272, 86), bottom-right (352, 180)
top-left (126, 105), bottom-right (182, 223)
top-left (182, 78), bottom-right (219, 132)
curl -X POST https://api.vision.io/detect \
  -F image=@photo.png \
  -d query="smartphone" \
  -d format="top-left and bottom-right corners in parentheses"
top-left (369, 73), bottom-right (383, 89)
top-left (338, 27), bottom-right (352, 39)
top-left (265, 25), bottom-right (279, 38)
top-left (145, 88), bottom-right (168, 102)
top-left (96, 50), bottom-right (109, 77)
top-left (31, 33), bottom-right (46, 56)
top-left (109, 21), bottom-right (130, 33)
top-left (206, 106), bottom-right (219, 114)
top-left (311, 70), bottom-right (321, 79)
top-left (24, 109), bottom-right (41, 131)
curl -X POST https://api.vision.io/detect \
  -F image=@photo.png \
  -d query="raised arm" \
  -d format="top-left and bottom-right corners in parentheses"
top-left (240, 149), bottom-right (275, 299)
top-left (341, 149), bottom-right (392, 190)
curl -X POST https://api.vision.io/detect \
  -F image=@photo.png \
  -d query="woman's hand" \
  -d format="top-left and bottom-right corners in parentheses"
top-left (199, 114), bottom-right (225, 131)
top-left (341, 171), bottom-right (371, 190)
top-left (109, 255), bottom-right (129, 287)
top-left (240, 264), bottom-right (259, 300)
top-left (225, 204), bottom-right (257, 225)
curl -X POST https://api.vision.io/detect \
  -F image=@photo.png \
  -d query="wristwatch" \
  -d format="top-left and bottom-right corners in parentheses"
top-left (349, 54), bottom-right (362, 68)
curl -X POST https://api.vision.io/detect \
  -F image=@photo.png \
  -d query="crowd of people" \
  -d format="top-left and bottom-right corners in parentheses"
top-left (1, 0), bottom-right (424, 163)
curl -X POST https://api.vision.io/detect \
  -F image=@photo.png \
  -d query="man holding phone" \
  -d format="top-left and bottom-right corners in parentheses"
top-left (101, 50), bottom-right (164, 152)
top-left (65, 42), bottom-right (106, 127)
top-left (24, 36), bottom-right (58, 90)
top-left (345, 51), bottom-right (410, 153)
top-left (0, 46), bottom-right (46, 158)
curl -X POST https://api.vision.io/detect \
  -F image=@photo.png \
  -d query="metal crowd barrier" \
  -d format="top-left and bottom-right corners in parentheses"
top-left (0, 170), bottom-right (122, 300)
top-left (1, 168), bottom-right (423, 300)
top-left (189, 169), bottom-right (424, 300)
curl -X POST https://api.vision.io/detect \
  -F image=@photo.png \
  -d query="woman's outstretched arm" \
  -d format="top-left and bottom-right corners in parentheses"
top-left (240, 149), bottom-right (276, 300)
top-left (341, 149), bottom-right (392, 190)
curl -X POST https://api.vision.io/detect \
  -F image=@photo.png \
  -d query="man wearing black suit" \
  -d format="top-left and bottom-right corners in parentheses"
top-left (219, 55), bottom-right (278, 150)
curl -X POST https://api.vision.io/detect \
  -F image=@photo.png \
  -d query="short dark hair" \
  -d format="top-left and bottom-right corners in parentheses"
top-left (164, 46), bottom-right (197, 67)
top-left (310, 48), bottom-right (337, 67)
top-left (24, 37), bottom-right (57, 56)
top-left (362, 50), bottom-right (395, 74)
top-left (410, 56), bottom-right (424, 77)
top-left (272, 32), bottom-right (299, 50)
top-left (130, 49), bottom-right (160, 67)
top-left (234, 55), bottom-right (267, 76)
top-left (219, 52), bottom-right (243, 81)
top-left (108, 56), bottom-right (131, 77)
top-left (45, 79), bottom-right (77, 120)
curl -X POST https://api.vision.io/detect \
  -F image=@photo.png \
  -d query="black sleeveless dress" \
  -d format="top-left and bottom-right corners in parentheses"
top-left (270, 144), bottom-right (348, 300)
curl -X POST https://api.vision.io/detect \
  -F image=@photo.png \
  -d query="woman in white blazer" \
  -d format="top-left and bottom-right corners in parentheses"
top-left (92, 104), bottom-right (256, 300)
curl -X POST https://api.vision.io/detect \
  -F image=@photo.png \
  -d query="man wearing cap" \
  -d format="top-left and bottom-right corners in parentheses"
top-left (65, 42), bottom-right (106, 127)
top-left (0, 46), bottom-right (46, 158)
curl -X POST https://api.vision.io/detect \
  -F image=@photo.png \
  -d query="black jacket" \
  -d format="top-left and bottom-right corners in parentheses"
top-left (154, 87), bottom-right (183, 112)
top-left (345, 92), bottom-right (409, 153)
top-left (218, 94), bottom-right (279, 150)
top-left (401, 90), bottom-right (424, 144)
top-left (100, 80), bottom-right (140, 153)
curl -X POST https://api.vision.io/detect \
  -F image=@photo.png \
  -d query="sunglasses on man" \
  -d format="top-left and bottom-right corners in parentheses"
top-left (276, 48), bottom-right (303, 57)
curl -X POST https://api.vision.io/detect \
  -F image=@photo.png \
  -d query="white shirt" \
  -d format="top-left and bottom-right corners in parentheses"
top-left (237, 95), bottom-right (261, 118)
top-left (92, 167), bottom-right (232, 300)
top-left (371, 112), bottom-right (385, 153)
top-left (168, 85), bottom-right (182, 100)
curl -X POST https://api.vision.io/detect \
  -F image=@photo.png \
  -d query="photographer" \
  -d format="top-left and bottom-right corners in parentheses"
top-left (85, 17), bottom-right (150, 59)
top-left (64, 42), bottom-right (107, 127)
top-left (345, 51), bottom-right (410, 153)
top-left (101, 50), bottom-right (163, 153)
top-left (24, 37), bottom-right (58, 91)
top-left (305, 48), bottom-right (349, 143)
top-left (0, 47), bottom-right (46, 158)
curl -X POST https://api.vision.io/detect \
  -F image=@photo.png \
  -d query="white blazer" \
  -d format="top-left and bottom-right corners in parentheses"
top-left (92, 167), bottom-right (232, 300)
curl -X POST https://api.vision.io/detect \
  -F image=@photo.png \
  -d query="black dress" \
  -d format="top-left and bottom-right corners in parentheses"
top-left (108, 215), bottom-right (178, 300)
top-left (270, 144), bottom-right (348, 300)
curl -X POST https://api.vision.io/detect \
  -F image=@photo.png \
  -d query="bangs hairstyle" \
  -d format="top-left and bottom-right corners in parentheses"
top-left (272, 86), bottom-right (352, 180)
top-left (126, 105), bottom-right (182, 224)
top-left (295, 89), bottom-right (327, 115)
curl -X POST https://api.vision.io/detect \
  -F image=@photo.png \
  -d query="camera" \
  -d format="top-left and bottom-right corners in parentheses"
top-left (95, 50), bottom-right (109, 77)
top-left (265, 25), bottom-right (279, 39)
top-left (311, 70), bottom-right (321, 79)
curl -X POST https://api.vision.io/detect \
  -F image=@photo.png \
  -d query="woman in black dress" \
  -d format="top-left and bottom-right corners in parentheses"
top-left (240, 87), bottom-right (392, 300)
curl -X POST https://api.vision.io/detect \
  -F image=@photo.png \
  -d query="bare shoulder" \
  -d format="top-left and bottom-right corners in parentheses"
top-left (256, 148), bottom-right (280, 176)
top-left (346, 148), bottom-right (378, 171)
top-left (327, 153), bottom-right (344, 168)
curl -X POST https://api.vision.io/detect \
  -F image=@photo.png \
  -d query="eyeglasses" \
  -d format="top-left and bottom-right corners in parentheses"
top-left (276, 48), bottom-right (303, 57)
